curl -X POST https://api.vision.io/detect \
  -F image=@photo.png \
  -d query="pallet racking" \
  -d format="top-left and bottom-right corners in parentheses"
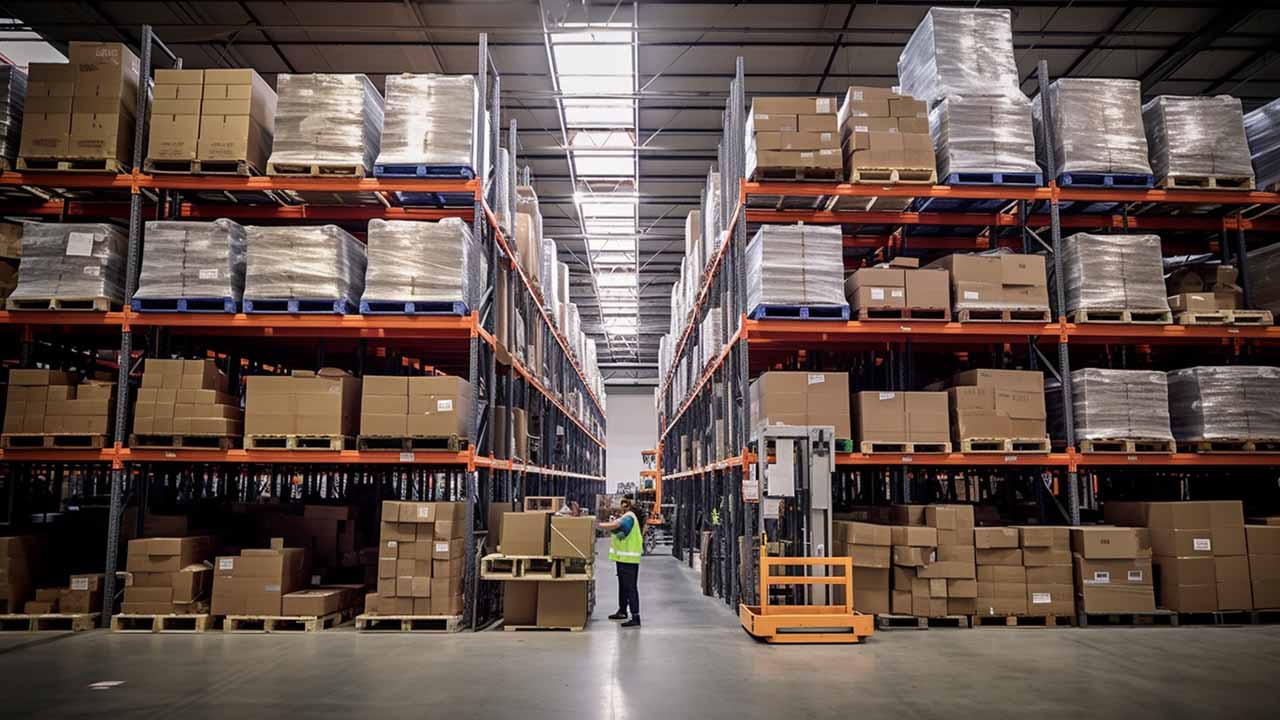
top-left (655, 59), bottom-right (1280, 611)
top-left (0, 27), bottom-right (606, 629)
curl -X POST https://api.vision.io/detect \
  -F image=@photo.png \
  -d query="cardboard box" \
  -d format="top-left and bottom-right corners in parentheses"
top-left (890, 526), bottom-right (938, 547)
top-left (750, 371), bottom-right (852, 439)
top-left (148, 69), bottom-right (203, 162)
top-left (500, 512), bottom-right (549, 556)
top-left (503, 581), bottom-right (539, 625)
top-left (893, 546), bottom-right (935, 568)
top-left (20, 63), bottom-right (77, 158)
top-left (282, 588), bottom-right (349, 616)
top-left (407, 376), bottom-right (474, 439)
top-left (1070, 527), bottom-right (1142, 559)
top-left (172, 564), bottom-right (211, 603)
top-left (906, 269), bottom-right (950, 312)
top-left (1150, 528), bottom-right (1214, 558)
top-left (1247, 525), bottom-right (1280, 555)
top-left (845, 268), bottom-right (905, 312)
top-left (1075, 555), bottom-right (1156, 613)
top-left (974, 527), bottom-right (1020, 549)
top-left (549, 516), bottom-right (595, 560)
top-left (855, 391), bottom-right (905, 442)
top-left (976, 548), bottom-right (1023, 566)
top-left (199, 68), bottom-right (277, 170)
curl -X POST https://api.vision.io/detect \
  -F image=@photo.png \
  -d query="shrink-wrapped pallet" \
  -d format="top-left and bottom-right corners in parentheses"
top-left (376, 74), bottom-right (478, 170)
top-left (7, 222), bottom-right (127, 305)
top-left (1067, 369), bottom-right (1173, 442)
top-left (542, 237), bottom-right (559, 321)
top-left (745, 224), bottom-right (845, 311)
top-left (1167, 366), bottom-right (1280, 442)
top-left (362, 218), bottom-right (483, 310)
top-left (700, 310), bottom-right (723, 371)
top-left (1248, 242), bottom-right (1280, 316)
top-left (243, 225), bottom-right (366, 302)
top-left (1245, 98), bottom-right (1280, 191)
top-left (0, 66), bottom-right (26, 163)
top-left (703, 170), bottom-right (721, 263)
top-left (1142, 95), bottom-right (1254, 185)
top-left (897, 7), bottom-right (1022, 105)
top-left (494, 146), bottom-right (513, 236)
top-left (1059, 233), bottom-right (1169, 314)
top-left (1032, 79), bottom-right (1152, 178)
top-left (268, 74), bottom-right (384, 173)
top-left (134, 220), bottom-right (247, 302)
top-left (930, 95), bottom-right (1039, 179)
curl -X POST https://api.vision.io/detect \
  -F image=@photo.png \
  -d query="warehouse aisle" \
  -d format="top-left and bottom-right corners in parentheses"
top-left (1, 552), bottom-right (1278, 719)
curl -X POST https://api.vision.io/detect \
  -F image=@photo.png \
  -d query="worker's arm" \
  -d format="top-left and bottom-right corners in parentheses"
top-left (598, 518), bottom-right (621, 531)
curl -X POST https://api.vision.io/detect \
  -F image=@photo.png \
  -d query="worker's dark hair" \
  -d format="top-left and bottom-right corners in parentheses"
top-left (622, 494), bottom-right (647, 526)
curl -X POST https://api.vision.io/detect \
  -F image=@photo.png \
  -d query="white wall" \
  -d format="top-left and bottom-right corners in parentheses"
top-left (604, 386), bottom-right (657, 493)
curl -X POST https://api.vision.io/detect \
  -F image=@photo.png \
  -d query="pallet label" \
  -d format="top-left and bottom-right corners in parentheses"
top-left (66, 232), bottom-right (94, 256)
top-left (199, 268), bottom-right (219, 280)
top-left (807, 374), bottom-right (824, 385)
top-left (1031, 592), bottom-right (1051, 604)
top-left (219, 558), bottom-right (234, 570)
top-left (71, 577), bottom-right (89, 590)
top-left (83, 266), bottom-right (99, 276)
top-left (1193, 538), bottom-right (1212, 552)
top-left (1127, 570), bottom-right (1144, 582)
top-left (1088, 571), bottom-right (1110, 584)
top-left (400, 451), bottom-right (415, 462)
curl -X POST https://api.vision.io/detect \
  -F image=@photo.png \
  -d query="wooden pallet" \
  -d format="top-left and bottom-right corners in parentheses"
top-left (6, 296), bottom-right (116, 312)
top-left (0, 612), bottom-right (99, 632)
top-left (1157, 174), bottom-right (1255, 191)
top-left (1079, 438), bottom-right (1177, 454)
top-left (268, 161), bottom-right (366, 178)
top-left (854, 306), bottom-right (950, 321)
top-left (1174, 310), bottom-right (1230, 325)
top-left (970, 614), bottom-right (1072, 628)
top-left (959, 437), bottom-right (1052, 453)
top-left (956, 307), bottom-right (1052, 323)
top-left (875, 614), bottom-right (971, 630)
top-left (849, 167), bottom-right (937, 184)
top-left (354, 614), bottom-right (463, 633)
top-left (357, 435), bottom-right (469, 452)
top-left (1068, 308), bottom-right (1174, 325)
top-left (503, 624), bottom-right (584, 632)
top-left (245, 434), bottom-right (351, 451)
top-left (480, 553), bottom-right (595, 581)
top-left (1226, 309), bottom-right (1274, 325)
top-left (1177, 438), bottom-right (1280, 453)
top-left (1, 433), bottom-right (108, 449)
top-left (222, 608), bottom-right (355, 633)
top-left (143, 158), bottom-right (198, 174)
top-left (1169, 610), bottom-right (1256, 626)
top-left (749, 166), bottom-right (842, 182)
top-left (129, 434), bottom-right (239, 450)
top-left (196, 159), bottom-right (260, 176)
top-left (1078, 610), bottom-right (1177, 628)
top-left (859, 440), bottom-right (951, 454)
top-left (17, 156), bottom-right (128, 173)
top-left (111, 613), bottom-right (215, 633)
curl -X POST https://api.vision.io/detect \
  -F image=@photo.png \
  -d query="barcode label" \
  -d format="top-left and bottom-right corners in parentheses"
top-left (71, 577), bottom-right (89, 591)
top-left (218, 558), bottom-right (233, 570)
top-left (1193, 538), bottom-right (1211, 552)
top-left (1032, 592), bottom-right (1051, 604)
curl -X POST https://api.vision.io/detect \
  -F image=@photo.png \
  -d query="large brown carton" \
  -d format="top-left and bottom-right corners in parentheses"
top-left (549, 516), bottom-right (595, 560)
top-left (1074, 555), bottom-right (1156, 612)
top-left (211, 541), bottom-right (309, 616)
top-left (1070, 527), bottom-right (1143, 559)
top-left (20, 64), bottom-right (76, 159)
top-left (282, 587), bottom-right (349, 616)
top-left (749, 371), bottom-right (851, 439)
top-left (1215, 555), bottom-right (1253, 611)
top-left (534, 580), bottom-right (588, 627)
top-left (851, 567), bottom-right (889, 614)
top-left (500, 512), bottom-right (549, 556)
top-left (503, 581), bottom-right (538, 625)
top-left (148, 69), bottom-right (203, 163)
top-left (407, 376), bottom-right (474, 439)
top-left (974, 527), bottom-right (1020, 549)
top-left (906, 392), bottom-right (950, 444)
top-left (845, 268), bottom-right (905, 313)
top-left (68, 42), bottom-right (140, 163)
top-left (199, 68), bottom-right (277, 171)
top-left (854, 391), bottom-right (905, 443)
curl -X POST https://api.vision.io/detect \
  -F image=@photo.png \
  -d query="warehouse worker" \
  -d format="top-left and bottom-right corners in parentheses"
top-left (600, 495), bottom-right (644, 627)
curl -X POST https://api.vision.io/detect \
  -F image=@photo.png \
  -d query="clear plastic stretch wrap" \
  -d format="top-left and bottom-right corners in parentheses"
top-left (745, 224), bottom-right (845, 310)
top-left (1071, 368), bottom-right (1173, 441)
top-left (243, 225), bottom-right (367, 301)
top-left (0, 66), bottom-right (26, 161)
top-left (541, 237), bottom-right (558, 318)
top-left (1033, 79), bottom-right (1152, 177)
top-left (897, 7), bottom-right (1022, 105)
top-left (703, 170), bottom-right (721, 263)
top-left (700, 310), bottom-right (723, 370)
top-left (134, 220), bottom-right (247, 301)
top-left (1245, 98), bottom-right (1280, 190)
top-left (362, 218), bottom-right (484, 308)
top-left (376, 74), bottom-right (478, 170)
top-left (1142, 95), bottom-right (1255, 182)
top-left (268, 74), bottom-right (384, 171)
top-left (1247, 242), bottom-right (1280, 316)
top-left (931, 95), bottom-right (1040, 177)
top-left (1167, 366), bottom-right (1280, 441)
top-left (494, 147), bottom-right (512, 236)
top-left (9, 222), bottom-right (127, 303)
top-left (1060, 233), bottom-right (1169, 313)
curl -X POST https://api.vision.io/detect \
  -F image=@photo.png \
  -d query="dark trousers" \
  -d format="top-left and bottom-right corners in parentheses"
top-left (616, 562), bottom-right (640, 617)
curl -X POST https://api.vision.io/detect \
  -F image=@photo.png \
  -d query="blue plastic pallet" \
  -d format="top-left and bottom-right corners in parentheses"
top-left (941, 171), bottom-right (1044, 187)
top-left (391, 191), bottom-right (476, 208)
top-left (130, 296), bottom-right (237, 313)
top-left (359, 299), bottom-right (469, 316)
top-left (373, 164), bottom-right (476, 180)
top-left (748, 304), bottom-right (850, 321)
top-left (912, 196), bottom-right (1012, 214)
top-left (243, 297), bottom-right (357, 314)
top-left (1057, 172), bottom-right (1154, 189)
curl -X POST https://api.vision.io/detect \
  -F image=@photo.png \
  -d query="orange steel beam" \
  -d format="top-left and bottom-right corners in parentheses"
top-left (124, 309), bottom-right (479, 339)
top-left (0, 310), bottom-right (128, 327)
top-left (742, 179), bottom-right (1280, 207)
top-left (0, 200), bottom-right (471, 222)
top-left (750, 208), bottom-right (1277, 233)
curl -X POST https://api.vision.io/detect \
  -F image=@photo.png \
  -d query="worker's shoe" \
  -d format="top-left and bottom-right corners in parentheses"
top-left (621, 617), bottom-right (642, 628)
top-left (608, 611), bottom-right (628, 620)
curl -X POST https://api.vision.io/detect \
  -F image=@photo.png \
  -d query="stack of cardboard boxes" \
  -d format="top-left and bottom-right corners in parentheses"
top-left (974, 527), bottom-right (1025, 616)
top-left (852, 390), bottom-right (950, 451)
top-left (1248, 524), bottom-right (1280, 609)
top-left (1018, 526), bottom-right (1075, 616)
top-left (1104, 501), bottom-right (1250, 612)
top-left (0, 536), bottom-right (44, 612)
top-left (281, 585), bottom-right (364, 617)
top-left (23, 588), bottom-right (62, 614)
top-left (1071, 527), bottom-right (1156, 613)
top-left (745, 97), bottom-right (842, 180)
top-left (837, 86), bottom-right (936, 182)
top-left (370, 501), bottom-right (467, 617)
top-left (132, 359), bottom-right (241, 438)
top-left (124, 536), bottom-right (215, 614)
top-left (244, 369), bottom-right (361, 441)
top-left (1166, 264), bottom-right (1244, 315)
top-left (499, 511), bottom-right (595, 629)
top-left (147, 67), bottom-right (276, 173)
top-left (748, 371), bottom-right (852, 442)
top-left (20, 42), bottom-right (139, 167)
top-left (3, 369), bottom-right (74, 436)
top-left (358, 375), bottom-right (475, 442)
top-left (845, 258), bottom-right (950, 320)
top-left (889, 505), bottom-right (976, 617)
top-left (60, 573), bottom-right (105, 615)
top-left (832, 521), bottom-right (890, 614)
top-left (211, 539), bottom-right (309, 616)
top-left (948, 369), bottom-right (1048, 448)
top-left (926, 253), bottom-right (1049, 316)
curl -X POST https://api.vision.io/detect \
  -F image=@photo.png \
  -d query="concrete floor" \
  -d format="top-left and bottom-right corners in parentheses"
top-left (2, 545), bottom-right (1278, 719)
